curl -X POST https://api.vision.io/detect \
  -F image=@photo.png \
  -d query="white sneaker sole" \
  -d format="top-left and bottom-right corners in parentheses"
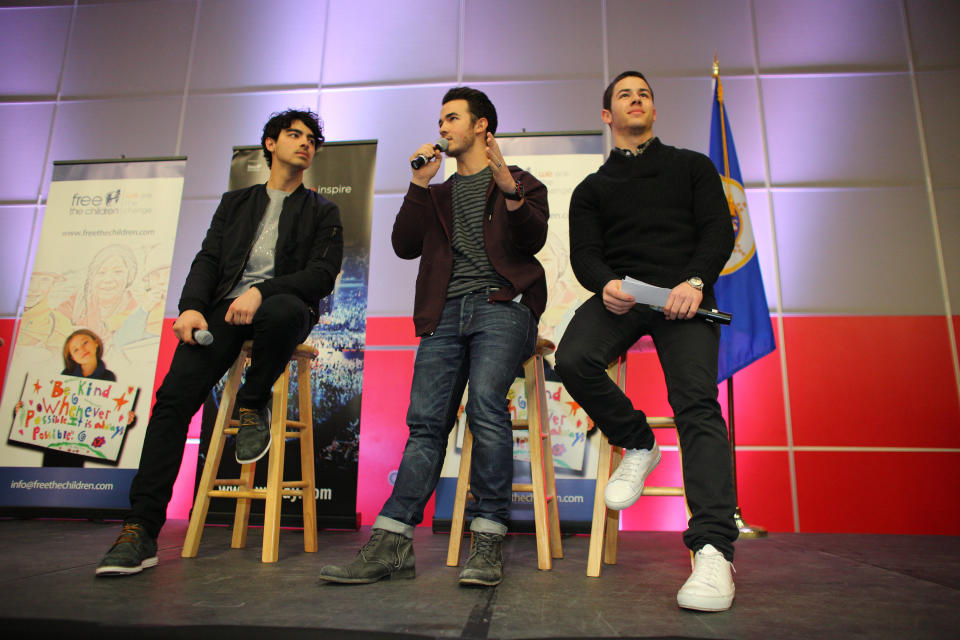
top-left (677, 590), bottom-right (735, 612)
top-left (603, 450), bottom-right (661, 510)
top-left (95, 556), bottom-right (158, 577)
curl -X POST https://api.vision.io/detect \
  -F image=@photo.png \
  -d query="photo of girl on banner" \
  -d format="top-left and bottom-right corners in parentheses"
top-left (10, 329), bottom-right (139, 467)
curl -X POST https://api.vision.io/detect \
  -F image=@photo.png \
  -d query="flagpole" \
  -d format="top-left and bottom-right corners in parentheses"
top-left (715, 53), bottom-right (766, 538)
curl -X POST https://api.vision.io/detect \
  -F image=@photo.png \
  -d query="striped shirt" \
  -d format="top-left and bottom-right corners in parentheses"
top-left (446, 167), bottom-right (509, 299)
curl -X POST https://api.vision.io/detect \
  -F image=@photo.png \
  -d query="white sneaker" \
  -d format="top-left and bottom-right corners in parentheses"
top-left (677, 544), bottom-right (735, 612)
top-left (603, 441), bottom-right (661, 510)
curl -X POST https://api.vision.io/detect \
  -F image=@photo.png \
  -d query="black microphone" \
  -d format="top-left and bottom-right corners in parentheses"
top-left (649, 305), bottom-right (732, 325)
top-left (192, 329), bottom-right (214, 346)
top-left (410, 138), bottom-right (449, 169)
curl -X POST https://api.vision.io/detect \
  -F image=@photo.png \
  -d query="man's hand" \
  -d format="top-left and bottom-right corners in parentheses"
top-left (410, 142), bottom-right (442, 188)
top-left (485, 133), bottom-right (523, 211)
top-left (602, 279), bottom-right (636, 315)
top-left (662, 282), bottom-right (703, 320)
top-left (173, 309), bottom-right (208, 344)
top-left (225, 287), bottom-right (263, 325)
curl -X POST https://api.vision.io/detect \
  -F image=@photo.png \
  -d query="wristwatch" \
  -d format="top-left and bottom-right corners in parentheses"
top-left (503, 179), bottom-right (524, 201)
top-left (686, 276), bottom-right (704, 291)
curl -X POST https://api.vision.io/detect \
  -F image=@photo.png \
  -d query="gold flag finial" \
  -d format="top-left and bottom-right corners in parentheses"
top-left (713, 50), bottom-right (719, 78)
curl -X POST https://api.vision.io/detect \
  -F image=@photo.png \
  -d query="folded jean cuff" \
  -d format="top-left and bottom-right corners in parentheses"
top-left (373, 515), bottom-right (415, 539)
top-left (469, 516), bottom-right (508, 536)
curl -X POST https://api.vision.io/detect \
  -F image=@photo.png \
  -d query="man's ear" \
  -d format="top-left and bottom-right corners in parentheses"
top-left (264, 137), bottom-right (277, 153)
top-left (601, 109), bottom-right (613, 126)
top-left (474, 117), bottom-right (488, 136)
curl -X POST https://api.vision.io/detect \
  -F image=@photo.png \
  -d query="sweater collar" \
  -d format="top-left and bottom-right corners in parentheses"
top-left (602, 137), bottom-right (664, 175)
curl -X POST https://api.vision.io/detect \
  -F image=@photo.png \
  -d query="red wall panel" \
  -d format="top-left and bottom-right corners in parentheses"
top-left (0, 318), bottom-right (15, 398)
top-left (357, 349), bottom-right (431, 526)
top-left (734, 450), bottom-right (795, 533)
top-left (795, 451), bottom-right (960, 535)
top-left (784, 316), bottom-right (960, 448)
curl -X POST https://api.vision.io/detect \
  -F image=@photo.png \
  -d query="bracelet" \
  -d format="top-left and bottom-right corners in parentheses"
top-left (502, 179), bottom-right (524, 201)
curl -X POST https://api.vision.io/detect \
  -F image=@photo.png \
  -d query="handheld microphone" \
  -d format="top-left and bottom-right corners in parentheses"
top-left (193, 329), bottom-right (214, 346)
top-left (649, 305), bottom-right (732, 325)
top-left (411, 138), bottom-right (449, 169)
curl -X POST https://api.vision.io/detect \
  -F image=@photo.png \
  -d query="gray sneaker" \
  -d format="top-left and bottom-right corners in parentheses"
top-left (458, 532), bottom-right (504, 587)
top-left (95, 523), bottom-right (158, 576)
top-left (236, 406), bottom-right (271, 464)
top-left (318, 528), bottom-right (415, 584)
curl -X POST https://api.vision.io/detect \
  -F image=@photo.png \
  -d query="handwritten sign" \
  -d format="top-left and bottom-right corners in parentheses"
top-left (8, 373), bottom-right (136, 462)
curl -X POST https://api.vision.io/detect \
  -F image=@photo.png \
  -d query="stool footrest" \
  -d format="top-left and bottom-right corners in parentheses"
top-left (208, 489), bottom-right (262, 499)
top-left (649, 417), bottom-right (676, 428)
top-left (641, 486), bottom-right (684, 497)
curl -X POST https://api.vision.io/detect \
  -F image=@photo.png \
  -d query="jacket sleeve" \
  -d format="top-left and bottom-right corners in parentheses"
top-left (682, 154), bottom-right (735, 287)
top-left (391, 182), bottom-right (430, 260)
top-left (178, 195), bottom-right (229, 316)
top-left (569, 180), bottom-right (620, 295)
top-left (255, 202), bottom-right (344, 303)
top-left (505, 169), bottom-right (549, 255)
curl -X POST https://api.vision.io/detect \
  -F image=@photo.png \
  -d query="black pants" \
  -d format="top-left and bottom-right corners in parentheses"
top-left (126, 293), bottom-right (314, 538)
top-left (555, 296), bottom-right (738, 560)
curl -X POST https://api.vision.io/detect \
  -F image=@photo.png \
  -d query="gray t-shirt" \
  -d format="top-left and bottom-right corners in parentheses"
top-left (226, 187), bottom-right (287, 299)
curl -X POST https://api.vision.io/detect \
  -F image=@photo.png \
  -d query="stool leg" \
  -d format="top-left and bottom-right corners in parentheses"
top-left (446, 426), bottom-right (473, 567)
top-left (261, 365), bottom-right (290, 563)
top-left (534, 356), bottom-right (563, 560)
top-left (298, 355), bottom-right (318, 553)
top-left (231, 459), bottom-right (255, 549)
top-left (587, 431), bottom-right (614, 577)
top-left (524, 356), bottom-right (552, 571)
top-left (183, 352), bottom-right (245, 558)
top-left (604, 446), bottom-right (622, 565)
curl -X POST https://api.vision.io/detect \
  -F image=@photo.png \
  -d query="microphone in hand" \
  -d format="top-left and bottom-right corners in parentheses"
top-left (411, 138), bottom-right (449, 169)
top-left (192, 328), bottom-right (214, 346)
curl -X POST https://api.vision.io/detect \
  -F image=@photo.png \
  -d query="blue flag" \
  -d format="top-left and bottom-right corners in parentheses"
top-left (709, 77), bottom-right (776, 382)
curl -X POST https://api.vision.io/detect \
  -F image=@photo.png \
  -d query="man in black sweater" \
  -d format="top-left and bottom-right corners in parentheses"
top-left (95, 109), bottom-right (343, 577)
top-left (555, 71), bottom-right (738, 612)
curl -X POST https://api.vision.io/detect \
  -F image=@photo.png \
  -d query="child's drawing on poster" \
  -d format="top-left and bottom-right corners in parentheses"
top-left (455, 380), bottom-right (590, 472)
top-left (8, 373), bottom-right (138, 463)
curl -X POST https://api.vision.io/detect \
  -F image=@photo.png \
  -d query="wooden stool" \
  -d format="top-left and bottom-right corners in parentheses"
top-left (182, 340), bottom-right (319, 563)
top-left (446, 338), bottom-right (563, 571)
top-left (587, 353), bottom-right (687, 577)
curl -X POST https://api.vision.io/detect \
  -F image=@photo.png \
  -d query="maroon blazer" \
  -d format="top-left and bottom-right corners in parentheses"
top-left (391, 166), bottom-right (549, 336)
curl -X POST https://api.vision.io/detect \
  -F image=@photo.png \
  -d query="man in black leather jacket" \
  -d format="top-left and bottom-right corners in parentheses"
top-left (95, 109), bottom-right (343, 577)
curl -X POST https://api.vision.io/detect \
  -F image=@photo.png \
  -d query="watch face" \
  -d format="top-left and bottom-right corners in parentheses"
top-left (688, 277), bottom-right (703, 289)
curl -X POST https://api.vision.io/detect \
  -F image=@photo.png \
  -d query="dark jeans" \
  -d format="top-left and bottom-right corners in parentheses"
top-left (555, 296), bottom-right (738, 560)
top-left (126, 293), bottom-right (313, 538)
top-left (377, 293), bottom-right (537, 536)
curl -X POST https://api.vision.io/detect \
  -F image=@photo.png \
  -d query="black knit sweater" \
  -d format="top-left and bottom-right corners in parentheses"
top-left (569, 138), bottom-right (733, 301)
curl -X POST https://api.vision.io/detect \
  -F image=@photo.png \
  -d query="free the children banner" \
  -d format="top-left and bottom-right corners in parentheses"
top-left (0, 158), bottom-right (184, 515)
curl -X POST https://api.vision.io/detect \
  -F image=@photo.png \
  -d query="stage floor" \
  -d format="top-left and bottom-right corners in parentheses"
top-left (0, 518), bottom-right (957, 639)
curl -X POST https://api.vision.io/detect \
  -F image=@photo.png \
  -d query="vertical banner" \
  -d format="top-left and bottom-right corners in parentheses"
top-left (433, 134), bottom-right (607, 532)
top-left (197, 141), bottom-right (375, 529)
top-left (0, 158), bottom-right (185, 515)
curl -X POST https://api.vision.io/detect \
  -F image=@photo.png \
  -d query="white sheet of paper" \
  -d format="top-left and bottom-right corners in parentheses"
top-left (621, 276), bottom-right (671, 307)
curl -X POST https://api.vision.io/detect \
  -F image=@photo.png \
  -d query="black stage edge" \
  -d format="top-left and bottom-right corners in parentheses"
top-left (2, 518), bottom-right (958, 639)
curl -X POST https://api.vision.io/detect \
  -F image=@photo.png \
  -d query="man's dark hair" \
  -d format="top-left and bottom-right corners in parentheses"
top-left (602, 71), bottom-right (654, 111)
top-left (442, 86), bottom-right (498, 135)
top-left (261, 109), bottom-right (324, 168)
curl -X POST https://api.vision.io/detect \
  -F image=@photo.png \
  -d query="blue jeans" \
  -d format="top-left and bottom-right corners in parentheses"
top-left (376, 293), bottom-right (537, 538)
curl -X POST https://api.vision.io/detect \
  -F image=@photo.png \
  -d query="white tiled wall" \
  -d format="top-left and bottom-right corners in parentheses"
top-left (0, 0), bottom-right (957, 319)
